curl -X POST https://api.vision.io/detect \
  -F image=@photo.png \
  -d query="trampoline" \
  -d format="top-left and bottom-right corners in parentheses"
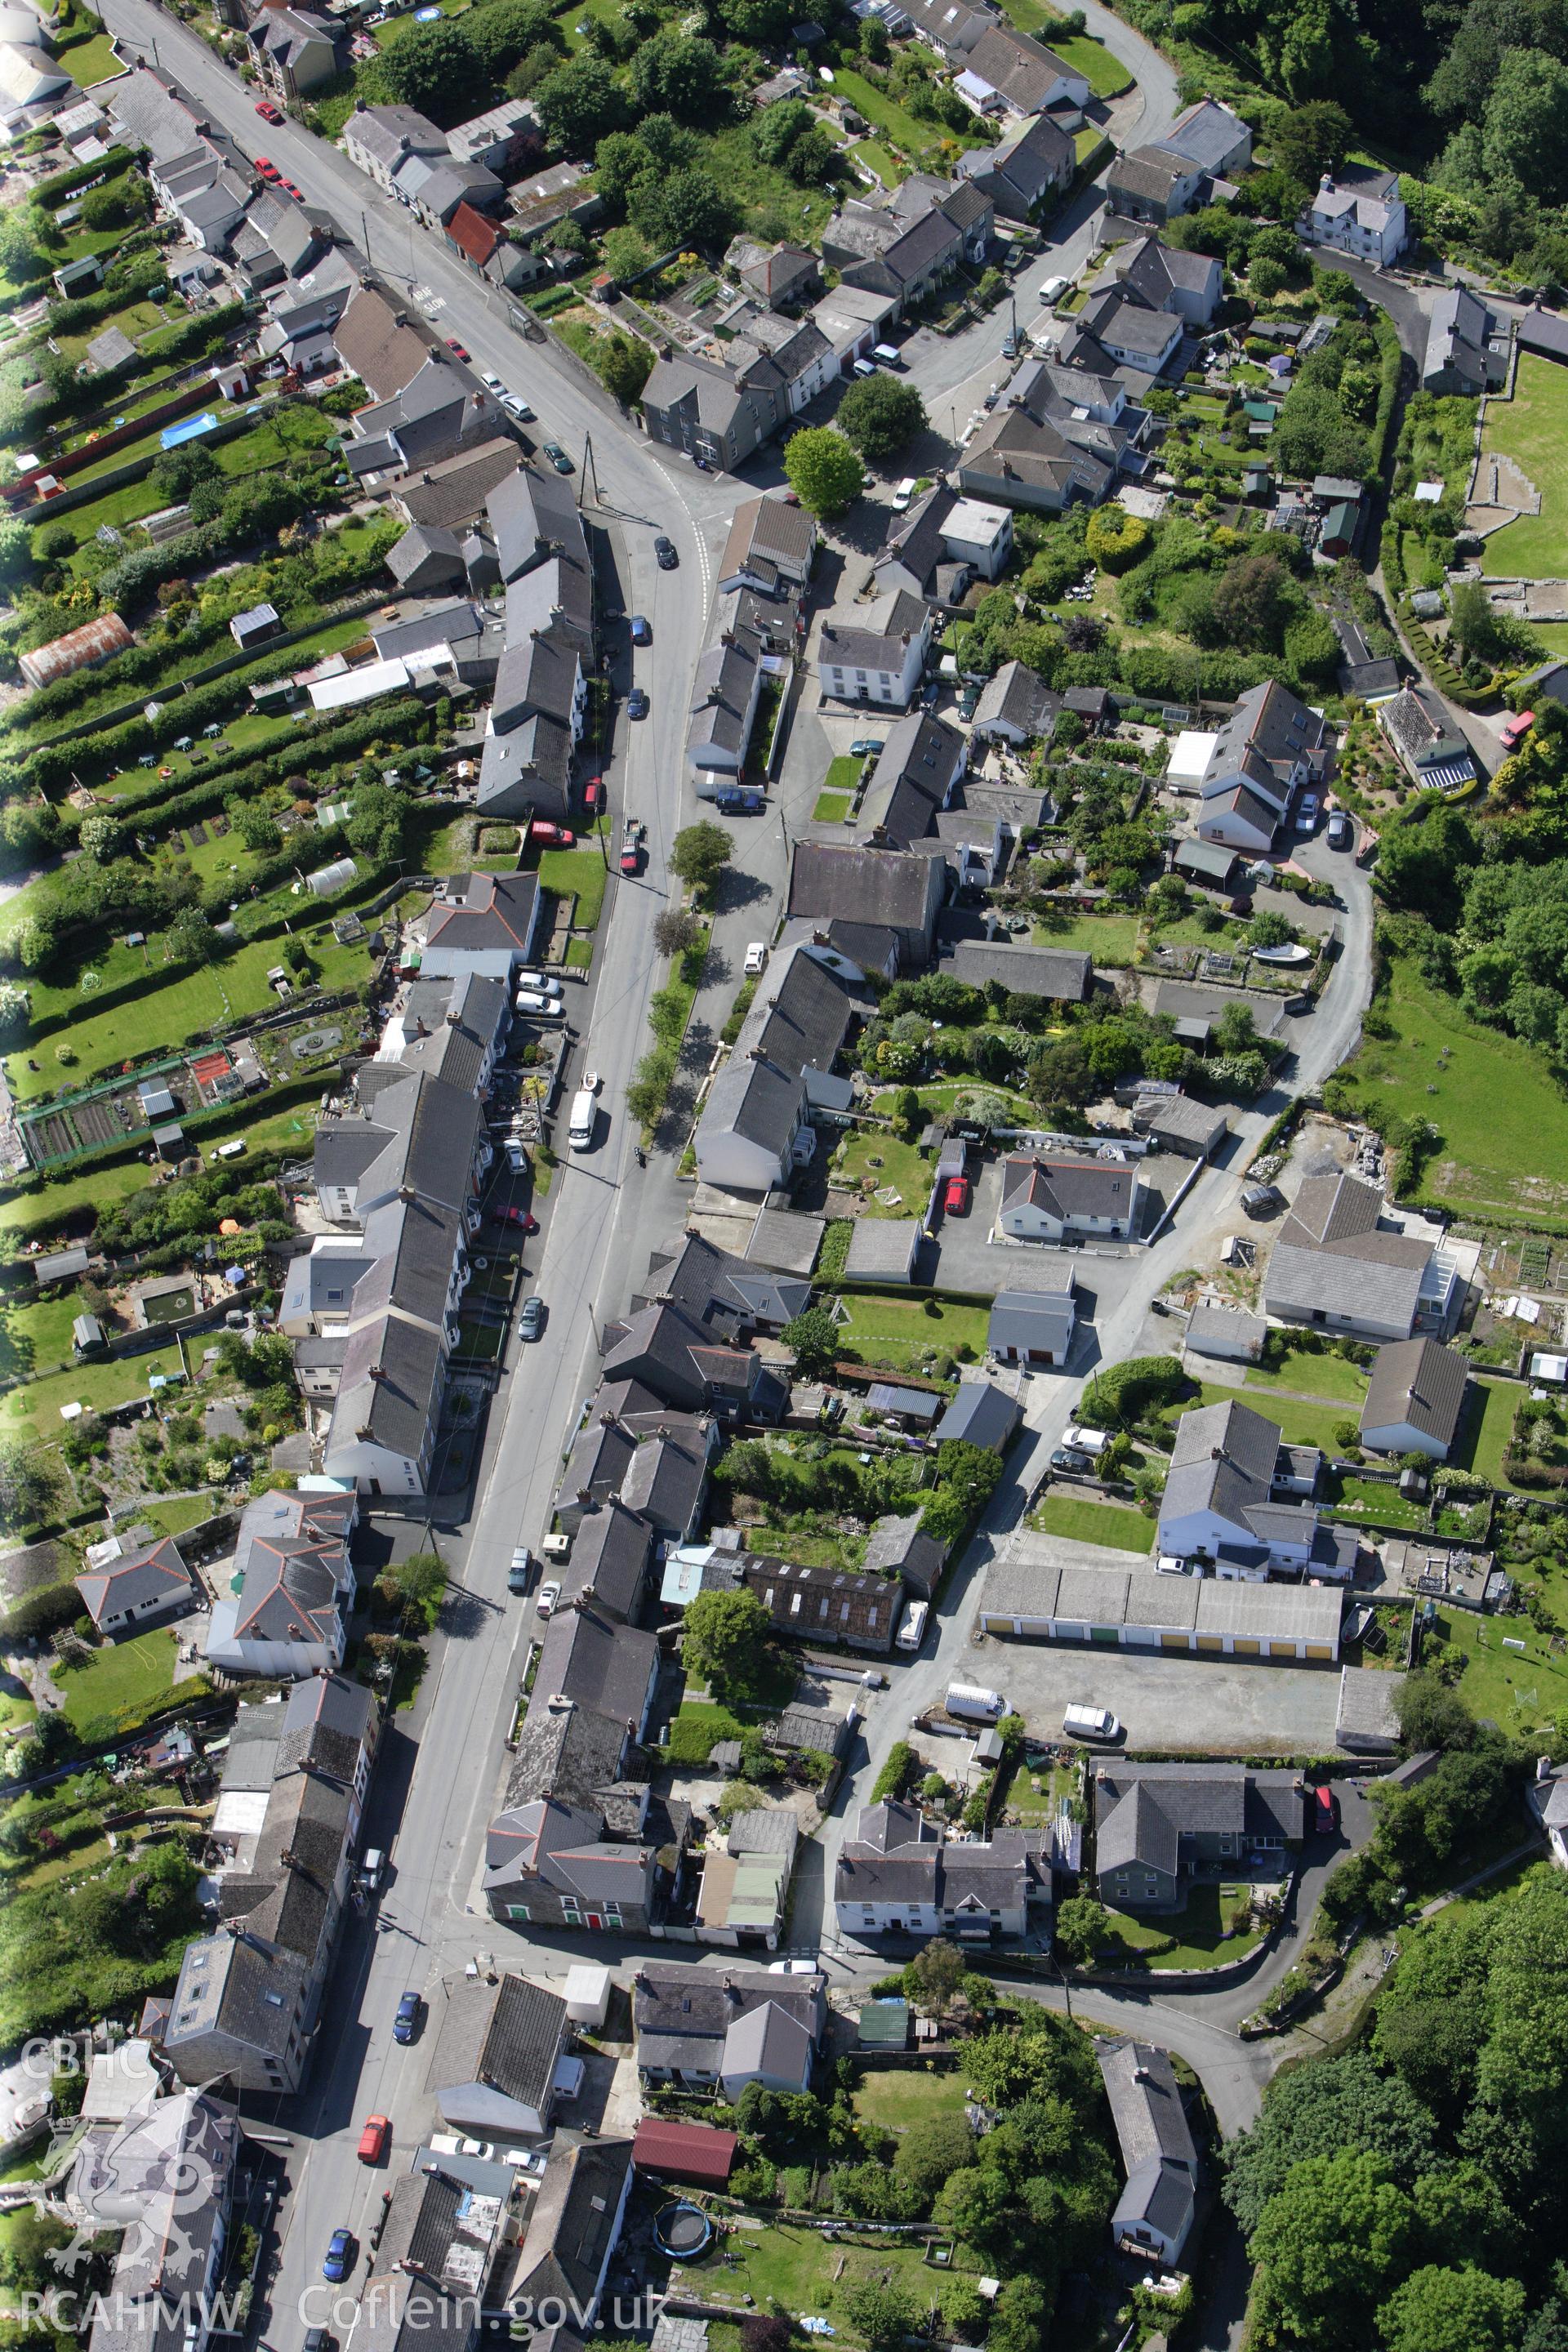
top-left (653, 2203), bottom-right (713, 2259)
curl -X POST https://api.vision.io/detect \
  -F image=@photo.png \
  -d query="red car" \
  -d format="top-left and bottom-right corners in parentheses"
top-left (358, 2114), bottom-right (390, 2165)
top-left (943, 1174), bottom-right (971, 1215)
top-left (255, 157), bottom-right (281, 182)
top-left (492, 1206), bottom-right (539, 1233)
top-left (1312, 1785), bottom-right (1340, 1834)
top-left (254, 100), bottom-right (283, 122)
top-left (530, 821), bottom-right (574, 845)
top-left (581, 777), bottom-right (604, 814)
top-left (445, 337), bottom-right (471, 362)
top-left (280, 180), bottom-right (303, 202)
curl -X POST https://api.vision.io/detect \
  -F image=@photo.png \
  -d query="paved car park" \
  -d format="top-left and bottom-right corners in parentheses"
top-left (973, 1637), bottom-right (1345, 1754)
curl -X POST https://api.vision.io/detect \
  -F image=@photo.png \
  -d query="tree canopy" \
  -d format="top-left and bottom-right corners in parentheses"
top-left (835, 372), bottom-right (929, 461)
top-left (681, 1586), bottom-right (773, 1698)
top-left (783, 426), bottom-right (864, 519)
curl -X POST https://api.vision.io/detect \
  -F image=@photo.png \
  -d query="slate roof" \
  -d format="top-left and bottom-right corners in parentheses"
top-left (511, 2137), bottom-right (633, 2314)
top-left (75, 1536), bottom-right (194, 1629)
top-left (988, 1286), bottom-right (1077, 1357)
top-left (532, 1604), bottom-right (657, 1730)
top-left (1097, 2038), bottom-right (1198, 2251)
top-left (947, 939), bottom-right (1092, 1000)
top-left (559, 1502), bottom-right (651, 1623)
top-left (1360, 1336), bottom-right (1468, 1448)
top-left (225, 1489), bottom-right (353, 1646)
top-left (334, 285), bottom-right (432, 399)
top-left (973, 658), bottom-right (1061, 741)
top-left (933, 1380), bottom-right (1022, 1450)
top-left (789, 841), bottom-right (937, 932)
top-left (392, 438), bottom-right (520, 530)
top-left (428, 1971), bottom-right (567, 2109)
top-left (1265, 1171), bottom-right (1431, 1333)
top-left (1001, 1152), bottom-right (1138, 1223)
top-left (1160, 1396), bottom-right (1282, 1540)
top-left (423, 871), bottom-right (541, 960)
top-left (631, 1967), bottom-right (825, 2043)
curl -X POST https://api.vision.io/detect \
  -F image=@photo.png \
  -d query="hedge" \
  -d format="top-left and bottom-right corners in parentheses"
top-left (35, 145), bottom-right (135, 207)
top-left (0, 1578), bottom-right (83, 1645)
top-left (1077, 1354), bottom-right (1189, 1429)
top-left (871, 1740), bottom-right (919, 1802)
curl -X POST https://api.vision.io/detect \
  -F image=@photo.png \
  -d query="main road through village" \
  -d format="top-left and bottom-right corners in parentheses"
top-left (89, 5), bottom-right (1373, 2343)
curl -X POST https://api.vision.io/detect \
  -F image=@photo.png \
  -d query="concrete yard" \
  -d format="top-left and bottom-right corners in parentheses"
top-left (972, 1633), bottom-right (1344, 1753)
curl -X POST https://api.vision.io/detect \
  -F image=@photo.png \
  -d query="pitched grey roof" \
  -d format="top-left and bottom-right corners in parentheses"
top-left (947, 939), bottom-right (1093, 999)
top-left (988, 1286), bottom-right (1076, 1355)
top-left (1160, 1396), bottom-right (1281, 1537)
top-left (1097, 2038), bottom-right (1198, 2247)
top-left (559, 1502), bottom-right (651, 1622)
top-left (428, 1971), bottom-right (566, 2108)
top-left (1001, 1152), bottom-right (1138, 1222)
top-left (511, 2138), bottom-right (633, 2314)
top-left (1360, 1337), bottom-right (1468, 1446)
top-left (789, 841), bottom-right (937, 930)
top-left (933, 1380), bottom-right (1022, 1450)
top-left (973, 658), bottom-right (1061, 741)
top-left (531, 1604), bottom-right (657, 1730)
top-left (632, 1967), bottom-right (825, 2042)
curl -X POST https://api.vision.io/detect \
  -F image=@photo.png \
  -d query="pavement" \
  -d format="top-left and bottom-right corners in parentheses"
top-left (79, 13), bottom-right (1377, 2341)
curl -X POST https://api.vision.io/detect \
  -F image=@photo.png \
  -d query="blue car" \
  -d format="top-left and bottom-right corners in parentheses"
top-left (323, 2230), bottom-right (354, 2283)
top-left (627, 688), bottom-right (649, 719)
top-left (630, 616), bottom-right (650, 646)
top-left (393, 1990), bottom-right (421, 2045)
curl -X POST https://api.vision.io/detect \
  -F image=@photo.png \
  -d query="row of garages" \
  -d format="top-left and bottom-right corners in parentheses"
top-left (978, 1535), bottom-right (1343, 1663)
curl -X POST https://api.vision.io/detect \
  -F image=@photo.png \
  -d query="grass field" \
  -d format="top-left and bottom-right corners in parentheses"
top-left (996, 0), bottom-right (1133, 92)
top-left (0, 1156), bottom-right (151, 1240)
top-left (1450, 1376), bottom-right (1521, 1487)
top-left (1245, 1348), bottom-right (1369, 1405)
top-left (56, 1629), bottom-right (176, 1732)
top-left (1197, 1383), bottom-right (1356, 1453)
top-left (1352, 958), bottom-right (1568, 1223)
top-left (675, 2216), bottom-right (979, 2330)
top-left (0, 1291), bottom-right (84, 1383)
top-left (1033, 910), bottom-right (1141, 964)
top-left (1480, 354), bottom-right (1568, 577)
top-left (1031, 1494), bottom-right (1154, 1552)
top-left (1, 1344), bottom-right (186, 1440)
top-left (1428, 1606), bottom-right (1568, 1738)
top-left (835, 1292), bottom-right (990, 1366)
top-left (1105, 1882), bottom-right (1265, 1970)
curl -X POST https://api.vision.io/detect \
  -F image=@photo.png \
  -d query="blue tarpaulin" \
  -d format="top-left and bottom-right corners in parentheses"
top-left (160, 411), bottom-right (219, 449)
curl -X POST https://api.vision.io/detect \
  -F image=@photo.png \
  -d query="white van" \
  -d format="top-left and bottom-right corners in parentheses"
top-left (892, 477), bottom-right (918, 512)
top-left (1062, 1424), bottom-right (1110, 1458)
top-left (514, 991), bottom-right (563, 1018)
top-left (946, 1682), bottom-right (1006, 1722)
top-left (871, 342), bottom-right (904, 369)
top-left (896, 1599), bottom-right (929, 1650)
top-left (1039, 274), bottom-right (1071, 305)
top-left (568, 1088), bottom-right (596, 1151)
top-left (852, 356), bottom-right (877, 377)
top-left (1062, 1704), bottom-right (1120, 1744)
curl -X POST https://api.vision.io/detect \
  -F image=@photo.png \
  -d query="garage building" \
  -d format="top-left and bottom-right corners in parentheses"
top-left (979, 1535), bottom-right (1343, 1661)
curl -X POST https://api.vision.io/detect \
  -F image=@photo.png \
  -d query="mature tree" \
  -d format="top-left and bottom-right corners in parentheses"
top-left (347, 781), bottom-right (408, 862)
top-left (78, 813), bottom-right (124, 864)
top-left (783, 425), bottom-right (864, 519)
top-left (933, 1439), bottom-right (1003, 1520)
top-left (895, 2110), bottom-right (978, 2199)
top-left (466, 0), bottom-right (559, 76)
top-left (1449, 578), bottom-right (1512, 667)
top-left (907, 1935), bottom-right (964, 2021)
top-left (716, 0), bottom-right (795, 38)
top-left (1027, 1036), bottom-right (1094, 1108)
top-left (1054, 1895), bottom-right (1111, 1967)
top-left (595, 129), bottom-right (653, 211)
top-left (781, 1304), bottom-right (840, 1379)
top-left (836, 372), bottom-right (929, 462)
top-left (1248, 909), bottom-right (1294, 949)
top-left (164, 907), bottom-right (220, 968)
top-left (1483, 47), bottom-right (1568, 206)
top-left (601, 224), bottom-right (652, 279)
top-left (0, 204), bottom-right (44, 284)
top-left (635, 166), bottom-right (736, 252)
top-left (840, 2283), bottom-right (915, 2352)
top-left (598, 329), bottom-right (656, 406)
top-left (1377, 2265), bottom-right (1526, 2352)
top-left (653, 906), bottom-right (704, 956)
top-left (1394, 1669), bottom-right (1477, 1752)
top-left (533, 55), bottom-right (632, 153)
top-left (755, 97), bottom-right (816, 166)
top-left (1250, 2150), bottom-right (1414, 2348)
top-left (0, 1440), bottom-right (64, 1540)
top-left (1215, 1000), bottom-right (1261, 1057)
top-left (1223, 2053), bottom-right (1442, 2235)
top-left (0, 518), bottom-right (33, 587)
top-left (683, 1586), bottom-right (773, 1697)
top-left (630, 32), bottom-right (727, 121)
top-left (1250, 254), bottom-right (1288, 299)
top-left (670, 819), bottom-right (733, 897)
top-left (1210, 551), bottom-right (1293, 651)
top-left (1371, 1904), bottom-right (1494, 2119)
top-left (378, 19), bottom-right (482, 114)
top-left (986, 2276), bottom-right (1047, 2352)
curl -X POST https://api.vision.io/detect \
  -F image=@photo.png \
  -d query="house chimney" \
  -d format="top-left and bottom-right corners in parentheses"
top-left (1539, 1755), bottom-right (1554, 1781)
top-left (368, 1365), bottom-right (386, 1383)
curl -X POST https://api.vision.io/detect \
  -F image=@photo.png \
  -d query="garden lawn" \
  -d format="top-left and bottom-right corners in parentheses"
top-left (136, 1493), bottom-right (220, 1539)
top-left (1196, 1383), bottom-right (1355, 1453)
top-left (1032, 1494), bottom-right (1154, 1552)
top-left (1104, 1882), bottom-right (1265, 1970)
top-left (0, 1291), bottom-right (85, 1384)
top-left (0, 1156), bottom-right (151, 1241)
top-left (834, 1292), bottom-right (990, 1365)
top-left (55, 22), bottom-right (121, 80)
top-left (853, 2069), bottom-right (969, 2133)
top-left (995, 0), bottom-right (1131, 91)
top-left (1, 1345), bottom-right (186, 1441)
top-left (675, 2220), bottom-right (978, 2331)
top-left (1450, 1376), bottom-right (1521, 1488)
top-left (534, 848), bottom-right (606, 930)
top-left (834, 1129), bottom-right (931, 1216)
top-left (853, 139), bottom-right (907, 185)
top-left (1350, 958), bottom-right (1568, 1223)
top-left (813, 791), bottom-right (851, 823)
top-left (1330, 1473), bottom-right (1428, 1531)
top-left (1033, 911), bottom-right (1140, 964)
top-left (826, 69), bottom-right (952, 167)
top-left (1428, 1606), bottom-right (1568, 1739)
top-left (825, 754), bottom-right (865, 797)
top-left (1480, 354), bottom-right (1568, 577)
top-left (56, 1629), bottom-right (177, 1733)
top-left (1244, 1348), bottom-right (1369, 1405)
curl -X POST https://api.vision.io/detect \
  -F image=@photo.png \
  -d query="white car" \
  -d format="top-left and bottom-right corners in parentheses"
top-left (506, 1142), bottom-right (528, 1173)
top-left (1039, 274), bottom-right (1071, 305)
top-left (501, 393), bottom-right (534, 421)
top-left (892, 477), bottom-right (917, 513)
top-left (1296, 794), bottom-right (1320, 831)
top-left (743, 941), bottom-right (768, 976)
top-left (514, 969), bottom-right (564, 996)
top-left (768, 1958), bottom-right (820, 1975)
top-left (481, 369), bottom-right (503, 392)
top-left (536, 1579), bottom-right (562, 1618)
top-left (514, 991), bottom-right (563, 1018)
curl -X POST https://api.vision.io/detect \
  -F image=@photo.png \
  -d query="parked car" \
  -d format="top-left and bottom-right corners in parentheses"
top-left (279, 180), bottom-right (303, 202)
top-left (1296, 793), bottom-right (1320, 831)
top-left (1039, 274), bottom-right (1070, 305)
top-left (492, 1205), bottom-right (539, 1233)
top-left (529, 821), bottom-right (574, 845)
top-left (536, 1578), bottom-right (562, 1617)
top-left (627, 686), bottom-right (649, 719)
top-left (509, 1547), bottom-right (532, 1595)
top-left (543, 442), bottom-right (573, 474)
top-left (392, 1992), bottom-right (422, 2045)
top-left (1241, 1183), bottom-right (1285, 1217)
top-left (358, 2115), bottom-right (390, 2165)
top-left (500, 393), bottom-right (533, 421)
top-left (620, 818), bottom-right (645, 874)
top-left (849, 737), bottom-right (884, 756)
top-left (514, 990), bottom-right (563, 1018)
top-left (654, 536), bottom-right (678, 569)
top-left (1051, 1446), bottom-right (1094, 1473)
top-left (519, 1296), bottom-right (546, 1341)
top-left (255, 157), bottom-right (281, 180)
top-left (892, 479), bottom-right (917, 512)
top-left (480, 369), bottom-right (503, 391)
top-left (630, 615), bottom-right (651, 645)
top-left (714, 786), bottom-right (764, 813)
top-left (1326, 810), bottom-right (1352, 849)
top-left (323, 2231), bottom-right (354, 2283)
top-left (255, 99), bottom-right (283, 122)
top-left (445, 337), bottom-right (470, 361)
top-left (581, 776), bottom-right (604, 813)
top-left (514, 969), bottom-right (564, 996)
top-left (943, 1174), bottom-right (970, 1214)
top-left (743, 941), bottom-right (768, 976)
top-left (1313, 1784), bottom-right (1340, 1833)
